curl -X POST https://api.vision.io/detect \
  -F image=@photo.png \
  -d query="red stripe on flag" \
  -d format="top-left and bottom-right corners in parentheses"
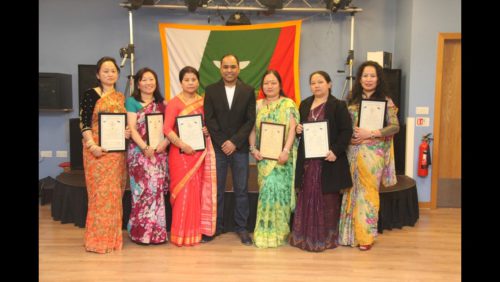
top-left (258, 26), bottom-right (297, 103)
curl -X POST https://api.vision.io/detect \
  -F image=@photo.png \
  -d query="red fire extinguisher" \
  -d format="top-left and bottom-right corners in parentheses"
top-left (417, 133), bottom-right (432, 177)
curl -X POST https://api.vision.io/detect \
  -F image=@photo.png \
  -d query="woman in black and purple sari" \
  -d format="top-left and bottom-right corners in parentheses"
top-left (289, 71), bottom-right (353, 252)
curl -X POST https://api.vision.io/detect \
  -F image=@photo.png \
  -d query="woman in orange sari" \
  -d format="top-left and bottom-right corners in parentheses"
top-left (79, 57), bottom-right (129, 253)
top-left (163, 66), bottom-right (217, 246)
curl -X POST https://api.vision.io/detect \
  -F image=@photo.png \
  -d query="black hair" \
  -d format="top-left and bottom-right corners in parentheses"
top-left (178, 66), bottom-right (200, 82)
top-left (348, 60), bottom-right (389, 105)
top-left (131, 67), bottom-right (164, 103)
top-left (220, 53), bottom-right (240, 65)
top-left (95, 56), bottom-right (120, 90)
top-left (260, 69), bottom-right (285, 97)
top-left (309, 70), bottom-right (332, 96)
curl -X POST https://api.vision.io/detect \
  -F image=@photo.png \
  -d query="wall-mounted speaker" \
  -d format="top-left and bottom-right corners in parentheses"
top-left (39, 73), bottom-right (72, 111)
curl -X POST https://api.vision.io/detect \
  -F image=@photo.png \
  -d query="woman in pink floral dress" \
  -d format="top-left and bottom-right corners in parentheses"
top-left (126, 67), bottom-right (170, 244)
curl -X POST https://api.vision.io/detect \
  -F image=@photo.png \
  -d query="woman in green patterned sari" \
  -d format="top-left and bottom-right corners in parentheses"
top-left (249, 70), bottom-right (299, 248)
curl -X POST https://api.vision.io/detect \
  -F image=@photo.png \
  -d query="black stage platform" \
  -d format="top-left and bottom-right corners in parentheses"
top-left (47, 170), bottom-right (418, 233)
top-left (378, 175), bottom-right (419, 233)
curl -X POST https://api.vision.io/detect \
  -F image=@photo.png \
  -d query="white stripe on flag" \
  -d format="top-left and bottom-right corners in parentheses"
top-left (166, 28), bottom-right (210, 97)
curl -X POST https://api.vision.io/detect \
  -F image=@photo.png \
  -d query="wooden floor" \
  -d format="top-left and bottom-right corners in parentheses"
top-left (39, 205), bottom-right (461, 281)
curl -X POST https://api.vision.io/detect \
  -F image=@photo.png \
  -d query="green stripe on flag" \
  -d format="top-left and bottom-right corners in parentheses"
top-left (198, 28), bottom-right (281, 95)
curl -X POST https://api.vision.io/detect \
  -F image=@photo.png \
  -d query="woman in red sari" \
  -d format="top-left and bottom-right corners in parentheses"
top-left (79, 57), bottom-right (130, 253)
top-left (163, 66), bottom-right (217, 246)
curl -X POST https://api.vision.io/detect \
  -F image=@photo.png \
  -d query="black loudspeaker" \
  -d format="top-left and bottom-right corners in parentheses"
top-left (383, 69), bottom-right (402, 118)
top-left (69, 118), bottom-right (84, 170)
top-left (39, 73), bottom-right (72, 111)
top-left (393, 124), bottom-right (406, 175)
top-left (383, 69), bottom-right (405, 175)
top-left (78, 65), bottom-right (98, 104)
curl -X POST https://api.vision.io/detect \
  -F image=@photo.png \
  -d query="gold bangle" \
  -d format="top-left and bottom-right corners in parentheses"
top-left (171, 136), bottom-right (179, 146)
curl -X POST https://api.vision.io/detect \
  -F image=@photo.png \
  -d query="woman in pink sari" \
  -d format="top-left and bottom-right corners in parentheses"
top-left (126, 67), bottom-right (170, 245)
top-left (163, 66), bottom-right (217, 246)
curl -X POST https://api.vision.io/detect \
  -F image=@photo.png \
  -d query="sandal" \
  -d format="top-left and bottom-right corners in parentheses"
top-left (359, 244), bottom-right (372, 251)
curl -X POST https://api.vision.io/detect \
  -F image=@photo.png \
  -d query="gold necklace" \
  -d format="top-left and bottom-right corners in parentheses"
top-left (265, 97), bottom-right (280, 107)
top-left (180, 92), bottom-right (198, 105)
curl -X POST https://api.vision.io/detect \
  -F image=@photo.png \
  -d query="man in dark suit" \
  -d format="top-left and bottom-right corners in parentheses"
top-left (203, 54), bottom-right (256, 245)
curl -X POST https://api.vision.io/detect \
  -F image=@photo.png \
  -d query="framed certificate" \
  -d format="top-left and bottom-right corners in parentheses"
top-left (358, 99), bottom-right (387, 130)
top-left (145, 113), bottom-right (165, 149)
top-left (98, 113), bottom-right (127, 152)
top-left (303, 120), bottom-right (329, 159)
top-left (259, 122), bottom-right (286, 160)
top-left (176, 114), bottom-right (206, 151)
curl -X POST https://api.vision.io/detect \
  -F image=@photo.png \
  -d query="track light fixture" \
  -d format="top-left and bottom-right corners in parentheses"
top-left (226, 12), bottom-right (251, 26)
top-left (122, 0), bottom-right (157, 10)
top-left (258, 0), bottom-right (283, 10)
top-left (185, 0), bottom-right (208, 13)
top-left (326, 0), bottom-right (352, 12)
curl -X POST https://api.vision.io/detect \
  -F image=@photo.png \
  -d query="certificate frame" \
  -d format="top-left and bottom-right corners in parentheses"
top-left (358, 99), bottom-right (387, 130)
top-left (258, 121), bottom-right (286, 160)
top-left (176, 113), bottom-right (206, 151)
top-left (302, 120), bottom-right (330, 159)
top-left (98, 113), bottom-right (127, 152)
top-left (145, 113), bottom-right (165, 149)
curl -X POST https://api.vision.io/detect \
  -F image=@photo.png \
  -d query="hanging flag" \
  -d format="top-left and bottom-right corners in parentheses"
top-left (159, 20), bottom-right (302, 104)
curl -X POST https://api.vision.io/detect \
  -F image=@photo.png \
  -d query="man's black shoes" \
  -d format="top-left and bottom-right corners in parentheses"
top-left (237, 231), bottom-right (253, 246)
top-left (201, 235), bottom-right (214, 243)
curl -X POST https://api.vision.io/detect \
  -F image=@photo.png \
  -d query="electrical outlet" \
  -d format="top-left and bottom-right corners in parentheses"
top-left (56, 150), bottom-right (68, 158)
top-left (40, 151), bottom-right (53, 158)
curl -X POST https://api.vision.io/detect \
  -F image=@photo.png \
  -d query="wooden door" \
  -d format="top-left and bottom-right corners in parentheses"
top-left (431, 33), bottom-right (461, 208)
